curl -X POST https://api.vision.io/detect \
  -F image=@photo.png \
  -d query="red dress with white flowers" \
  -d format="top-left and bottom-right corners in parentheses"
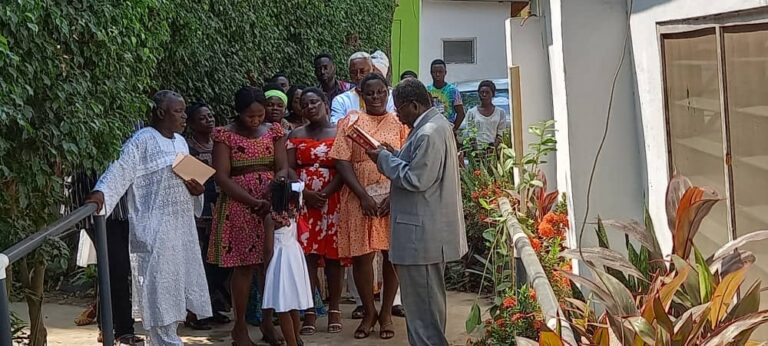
top-left (288, 137), bottom-right (341, 259)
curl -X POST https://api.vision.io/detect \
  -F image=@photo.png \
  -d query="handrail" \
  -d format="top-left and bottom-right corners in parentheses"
top-left (0, 202), bottom-right (113, 346)
top-left (499, 197), bottom-right (577, 345)
top-left (2, 203), bottom-right (97, 263)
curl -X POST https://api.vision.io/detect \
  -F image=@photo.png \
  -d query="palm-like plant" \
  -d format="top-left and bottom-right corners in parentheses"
top-left (519, 175), bottom-right (768, 345)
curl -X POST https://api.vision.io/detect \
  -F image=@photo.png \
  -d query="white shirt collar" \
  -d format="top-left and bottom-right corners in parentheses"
top-left (413, 107), bottom-right (435, 128)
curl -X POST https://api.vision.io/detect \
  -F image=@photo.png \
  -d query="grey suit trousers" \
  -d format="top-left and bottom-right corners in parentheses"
top-left (396, 262), bottom-right (448, 346)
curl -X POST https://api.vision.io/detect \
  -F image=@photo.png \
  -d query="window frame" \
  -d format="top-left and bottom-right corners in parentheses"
top-left (658, 7), bottom-right (768, 242)
top-left (441, 37), bottom-right (477, 65)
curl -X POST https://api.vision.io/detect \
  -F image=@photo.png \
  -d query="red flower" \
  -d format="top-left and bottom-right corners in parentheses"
top-left (471, 191), bottom-right (480, 200)
top-left (502, 296), bottom-right (517, 309)
top-left (530, 237), bottom-right (542, 252)
top-left (473, 170), bottom-right (482, 177)
top-left (495, 319), bottom-right (505, 327)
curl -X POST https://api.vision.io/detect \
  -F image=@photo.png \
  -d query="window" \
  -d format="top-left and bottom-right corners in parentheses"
top-left (443, 38), bottom-right (475, 64)
top-left (661, 11), bottom-right (768, 335)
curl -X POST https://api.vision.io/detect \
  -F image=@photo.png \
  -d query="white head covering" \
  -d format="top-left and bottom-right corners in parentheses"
top-left (371, 50), bottom-right (390, 77)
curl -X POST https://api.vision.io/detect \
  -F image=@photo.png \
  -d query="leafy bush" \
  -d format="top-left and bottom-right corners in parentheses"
top-left (155, 0), bottom-right (396, 120)
top-left (471, 286), bottom-right (542, 345)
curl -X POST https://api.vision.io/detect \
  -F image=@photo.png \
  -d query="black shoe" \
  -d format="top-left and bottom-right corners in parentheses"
top-left (392, 305), bottom-right (406, 318)
top-left (351, 305), bottom-right (365, 319)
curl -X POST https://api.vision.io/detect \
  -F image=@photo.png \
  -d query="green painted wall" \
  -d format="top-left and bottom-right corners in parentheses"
top-left (391, 0), bottom-right (420, 81)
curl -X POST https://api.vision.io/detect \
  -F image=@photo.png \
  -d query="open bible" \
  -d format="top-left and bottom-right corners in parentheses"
top-left (347, 125), bottom-right (381, 151)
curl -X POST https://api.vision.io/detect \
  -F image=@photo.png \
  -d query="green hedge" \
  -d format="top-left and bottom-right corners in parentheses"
top-left (156, 0), bottom-right (396, 118)
top-left (0, 0), bottom-right (395, 246)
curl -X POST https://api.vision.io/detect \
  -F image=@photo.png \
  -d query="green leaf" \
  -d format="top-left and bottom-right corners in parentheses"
top-left (695, 246), bottom-right (714, 303)
top-left (26, 22), bottom-right (38, 33)
top-left (624, 316), bottom-right (655, 344)
top-left (465, 302), bottom-right (481, 333)
top-left (672, 254), bottom-right (701, 306)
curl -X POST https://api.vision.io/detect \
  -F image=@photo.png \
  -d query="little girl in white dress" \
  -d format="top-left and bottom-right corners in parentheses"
top-left (262, 180), bottom-right (313, 346)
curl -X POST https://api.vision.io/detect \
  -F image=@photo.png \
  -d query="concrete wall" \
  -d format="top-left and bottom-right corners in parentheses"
top-left (420, 0), bottom-right (510, 83)
top-left (505, 17), bottom-right (557, 185)
top-left (542, 0), bottom-right (646, 257)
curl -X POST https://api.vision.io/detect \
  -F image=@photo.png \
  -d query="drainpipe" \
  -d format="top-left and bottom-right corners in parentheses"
top-left (499, 197), bottom-right (577, 345)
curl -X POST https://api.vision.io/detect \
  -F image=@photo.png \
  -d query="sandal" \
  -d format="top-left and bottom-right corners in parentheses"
top-left (260, 326), bottom-right (284, 346)
top-left (379, 322), bottom-right (395, 340)
top-left (299, 325), bottom-right (316, 336)
top-left (74, 304), bottom-right (97, 326)
top-left (354, 313), bottom-right (378, 339)
top-left (354, 325), bottom-right (374, 339)
top-left (116, 334), bottom-right (144, 346)
top-left (300, 310), bottom-right (316, 335)
top-left (351, 305), bottom-right (365, 319)
top-left (327, 310), bottom-right (343, 334)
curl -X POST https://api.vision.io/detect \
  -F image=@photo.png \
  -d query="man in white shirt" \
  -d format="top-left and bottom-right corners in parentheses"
top-left (329, 51), bottom-right (395, 124)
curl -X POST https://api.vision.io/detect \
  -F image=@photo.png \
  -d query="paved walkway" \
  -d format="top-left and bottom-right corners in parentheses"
top-left (11, 291), bottom-right (481, 345)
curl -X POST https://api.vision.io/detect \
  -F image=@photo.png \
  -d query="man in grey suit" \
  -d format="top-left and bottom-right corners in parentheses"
top-left (366, 78), bottom-right (468, 345)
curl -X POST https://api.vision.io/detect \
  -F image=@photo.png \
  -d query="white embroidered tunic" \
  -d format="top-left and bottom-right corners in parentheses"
top-left (95, 127), bottom-right (211, 328)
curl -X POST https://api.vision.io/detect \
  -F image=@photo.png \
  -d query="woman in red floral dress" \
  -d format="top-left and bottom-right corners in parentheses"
top-left (287, 87), bottom-right (344, 335)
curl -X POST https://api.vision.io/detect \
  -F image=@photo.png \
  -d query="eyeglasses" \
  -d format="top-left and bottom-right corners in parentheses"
top-left (394, 101), bottom-right (414, 115)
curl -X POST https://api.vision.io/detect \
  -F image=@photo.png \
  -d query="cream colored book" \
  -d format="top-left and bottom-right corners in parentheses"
top-left (172, 153), bottom-right (216, 184)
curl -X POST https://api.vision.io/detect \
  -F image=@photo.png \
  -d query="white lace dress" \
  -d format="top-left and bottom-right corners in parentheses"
top-left (95, 127), bottom-right (211, 328)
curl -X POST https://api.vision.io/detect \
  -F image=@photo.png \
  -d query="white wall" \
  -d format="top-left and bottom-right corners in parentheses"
top-left (420, 0), bottom-right (509, 83)
top-left (543, 0), bottom-right (646, 256)
top-left (505, 17), bottom-right (557, 186)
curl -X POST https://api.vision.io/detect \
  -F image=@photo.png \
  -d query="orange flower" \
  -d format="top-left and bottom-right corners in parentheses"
top-left (529, 289), bottom-right (537, 301)
top-left (495, 319), bottom-right (505, 327)
top-left (473, 170), bottom-right (482, 177)
top-left (502, 296), bottom-right (517, 309)
top-left (538, 222), bottom-right (556, 238)
top-left (530, 237), bottom-right (542, 252)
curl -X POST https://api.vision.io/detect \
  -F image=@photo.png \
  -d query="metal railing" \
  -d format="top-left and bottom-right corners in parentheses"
top-left (0, 203), bottom-right (114, 346)
top-left (498, 197), bottom-right (577, 345)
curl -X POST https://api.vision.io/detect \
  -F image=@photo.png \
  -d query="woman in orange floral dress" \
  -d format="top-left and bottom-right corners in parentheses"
top-left (329, 73), bottom-right (409, 340)
top-left (287, 87), bottom-right (345, 335)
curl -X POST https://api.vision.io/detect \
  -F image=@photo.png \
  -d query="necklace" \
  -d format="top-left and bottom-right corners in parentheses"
top-left (189, 135), bottom-right (213, 151)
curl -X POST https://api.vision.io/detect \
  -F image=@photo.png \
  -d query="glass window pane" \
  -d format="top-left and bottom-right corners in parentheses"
top-left (443, 40), bottom-right (475, 64)
top-left (723, 23), bottom-right (768, 337)
top-left (662, 29), bottom-right (729, 257)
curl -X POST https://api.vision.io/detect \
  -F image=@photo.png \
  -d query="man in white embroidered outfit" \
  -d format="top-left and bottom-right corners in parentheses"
top-left (86, 90), bottom-right (211, 345)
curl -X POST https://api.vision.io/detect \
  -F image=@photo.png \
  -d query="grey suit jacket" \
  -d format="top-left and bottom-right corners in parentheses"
top-left (377, 107), bottom-right (468, 265)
